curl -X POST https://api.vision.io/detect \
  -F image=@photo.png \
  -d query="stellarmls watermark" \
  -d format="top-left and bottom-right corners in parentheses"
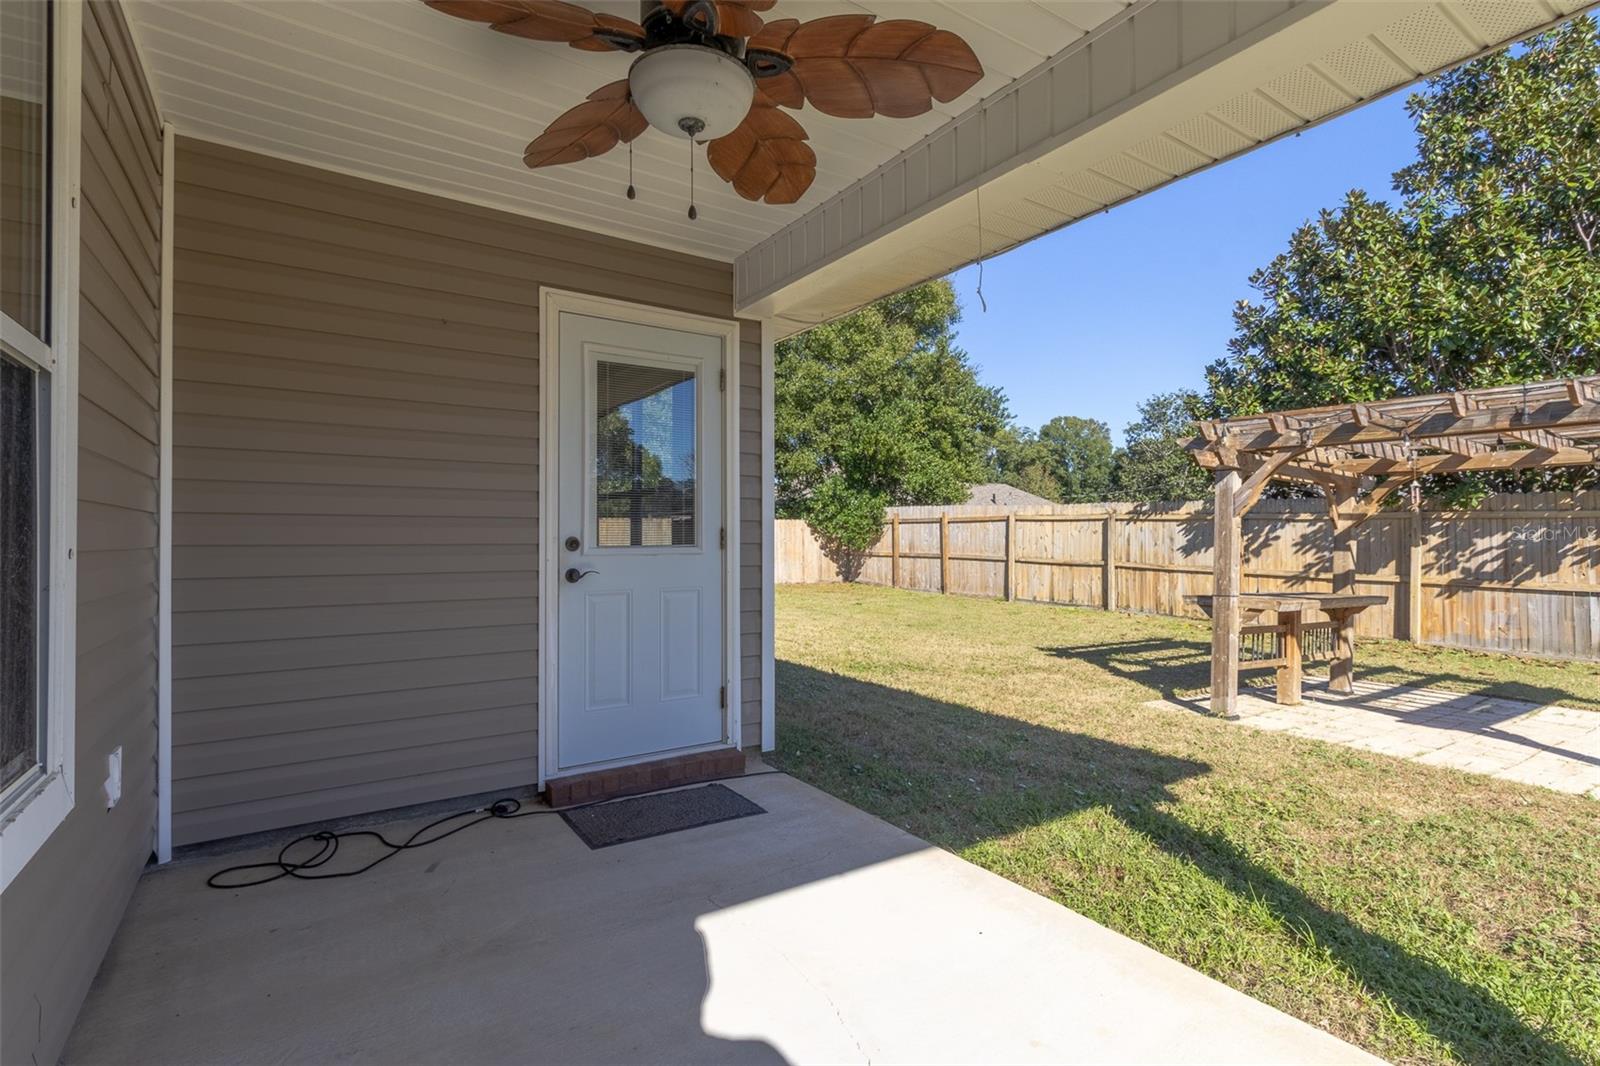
top-left (1505, 523), bottom-right (1600, 544)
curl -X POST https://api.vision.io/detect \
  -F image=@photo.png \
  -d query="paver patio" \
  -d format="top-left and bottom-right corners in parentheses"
top-left (1153, 678), bottom-right (1600, 797)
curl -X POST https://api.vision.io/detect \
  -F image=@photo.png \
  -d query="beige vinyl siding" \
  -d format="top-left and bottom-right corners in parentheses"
top-left (172, 139), bottom-right (764, 844)
top-left (0, 5), bottom-right (161, 1064)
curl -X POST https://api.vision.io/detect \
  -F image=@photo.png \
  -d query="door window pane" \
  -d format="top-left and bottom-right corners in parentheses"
top-left (595, 361), bottom-right (696, 547)
top-left (1, 354), bottom-right (39, 792)
top-left (1, 0), bottom-right (51, 341)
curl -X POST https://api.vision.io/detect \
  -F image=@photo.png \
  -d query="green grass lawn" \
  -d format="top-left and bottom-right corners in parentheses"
top-left (771, 584), bottom-right (1600, 1066)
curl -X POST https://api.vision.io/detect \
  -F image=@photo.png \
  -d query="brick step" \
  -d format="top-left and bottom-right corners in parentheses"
top-left (544, 748), bottom-right (746, 808)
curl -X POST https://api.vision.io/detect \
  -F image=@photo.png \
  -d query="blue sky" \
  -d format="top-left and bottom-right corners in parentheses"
top-left (946, 91), bottom-right (1421, 446)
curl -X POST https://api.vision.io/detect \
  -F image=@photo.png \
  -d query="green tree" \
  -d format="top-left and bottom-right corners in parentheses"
top-left (1201, 16), bottom-right (1599, 497)
top-left (775, 280), bottom-right (1007, 549)
top-left (1112, 391), bottom-right (1212, 502)
top-left (985, 424), bottom-right (1063, 502)
top-left (1038, 415), bottom-right (1115, 502)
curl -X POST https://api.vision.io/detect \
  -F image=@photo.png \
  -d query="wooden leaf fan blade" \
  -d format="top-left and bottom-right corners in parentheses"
top-left (707, 103), bottom-right (816, 205)
top-left (423, 0), bottom-right (644, 51)
top-left (748, 15), bottom-right (983, 118)
top-left (523, 81), bottom-right (648, 168)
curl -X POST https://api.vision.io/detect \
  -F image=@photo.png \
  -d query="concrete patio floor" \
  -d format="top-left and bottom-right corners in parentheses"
top-left (1154, 678), bottom-right (1600, 797)
top-left (65, 770), bottom-right (1376, 1065)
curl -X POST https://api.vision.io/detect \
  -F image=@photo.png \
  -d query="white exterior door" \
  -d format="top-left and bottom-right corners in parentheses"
top-left (554, 310), bottom-right (726, 772)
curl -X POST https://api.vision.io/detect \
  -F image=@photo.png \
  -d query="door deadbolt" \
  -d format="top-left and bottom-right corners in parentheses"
top-left (564, 536), bottom-right (580, 552)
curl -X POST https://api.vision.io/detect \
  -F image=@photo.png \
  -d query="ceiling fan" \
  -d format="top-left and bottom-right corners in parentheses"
top-left (424, 1), bottom-right (985, 215)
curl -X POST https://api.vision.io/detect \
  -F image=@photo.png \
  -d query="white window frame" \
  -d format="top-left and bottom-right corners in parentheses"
top-left (0, 0), bottom-right (82, 893)
top-left (582, 344), bottom-right (707, 558)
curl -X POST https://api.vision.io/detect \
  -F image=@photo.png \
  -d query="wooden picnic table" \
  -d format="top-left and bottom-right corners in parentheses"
top-left (1187, 593), bottom-right (1387, 706)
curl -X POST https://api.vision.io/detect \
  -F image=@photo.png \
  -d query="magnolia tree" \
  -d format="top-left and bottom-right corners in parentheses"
top-left (1200, 15), bottom-right (1599, 499)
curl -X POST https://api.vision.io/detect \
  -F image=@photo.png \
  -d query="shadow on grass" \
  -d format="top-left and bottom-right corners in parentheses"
top-left (1048, 635), bottom-right (1600, 711)
top-left (775, 659), bottom-right (1586, 1066)
top-left (1046, 636), bottom-right (1215, 698)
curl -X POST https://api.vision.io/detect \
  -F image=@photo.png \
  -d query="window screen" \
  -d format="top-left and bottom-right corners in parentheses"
top-left (594, 360), bottom-right (696, 548)
top-left (1, 354), bottom-right (39, 792)
top-left (1, 0), bottom-right (51, 342)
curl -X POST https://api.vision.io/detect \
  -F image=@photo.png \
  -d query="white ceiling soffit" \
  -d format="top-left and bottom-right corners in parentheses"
top-left (739, 0), bottom-right (1600, 336)
top-left (122, 1), bottom-right (1135, 264)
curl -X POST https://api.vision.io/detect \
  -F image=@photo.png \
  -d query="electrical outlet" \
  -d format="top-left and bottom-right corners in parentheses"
top-left (104, 747), bottom-right (122, 809)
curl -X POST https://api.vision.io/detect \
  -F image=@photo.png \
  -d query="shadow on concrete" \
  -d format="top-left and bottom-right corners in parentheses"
top-left (1351, 662), bottom-right (1600, 714)
top-left (1302, 675), bottom-right (1600, 770)
top-left (775, 659), bottom-right (1588, 1066)
top-left (66, 742), bottom-right (1364, 1065)
top-left (65, 786), bottom-right (809, 1065)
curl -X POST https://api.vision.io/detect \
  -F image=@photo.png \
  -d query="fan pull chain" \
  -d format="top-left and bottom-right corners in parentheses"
top-left (626, 141), bottom-right (636, 201)
top-left (687, 138), bottom-right (698, 221)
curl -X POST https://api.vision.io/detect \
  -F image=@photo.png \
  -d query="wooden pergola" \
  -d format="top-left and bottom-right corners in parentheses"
top-left (1185, 374), bottom-right (1600, 716)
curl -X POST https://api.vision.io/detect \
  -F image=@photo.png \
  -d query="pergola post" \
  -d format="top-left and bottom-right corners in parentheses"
top-left (1210, 469), bottom-right (1242, 718)
top-left (1328, 499), bottom-right (1358, 694)
top-left (1331, 526), bottom-right (1357, 595)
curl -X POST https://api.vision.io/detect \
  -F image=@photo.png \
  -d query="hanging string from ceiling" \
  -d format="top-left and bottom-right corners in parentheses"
top-left (976, 183), bottom-right (987, 313)
top-left (974, 106), bottom-right (989, 312)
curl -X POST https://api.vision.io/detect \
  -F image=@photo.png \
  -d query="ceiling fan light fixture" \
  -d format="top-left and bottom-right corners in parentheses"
top-left (426, 1), bottom-right (987, 208)
top-left (629, 44), bottom-right (754, 141)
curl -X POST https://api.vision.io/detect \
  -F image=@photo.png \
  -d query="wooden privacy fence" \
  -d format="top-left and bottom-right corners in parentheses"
top-left (775, 491), bottom-right (1600, 661)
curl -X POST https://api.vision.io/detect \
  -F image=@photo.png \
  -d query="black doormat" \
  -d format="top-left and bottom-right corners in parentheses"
top-left (561, 783), bottom-right (765, 849)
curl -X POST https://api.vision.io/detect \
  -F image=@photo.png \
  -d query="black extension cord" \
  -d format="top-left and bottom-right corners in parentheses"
top-left (206, 769), bottom-right (789, 890)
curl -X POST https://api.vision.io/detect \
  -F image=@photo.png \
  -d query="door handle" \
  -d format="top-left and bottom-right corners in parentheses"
top-left (564, 568), bottom-right (599, 584)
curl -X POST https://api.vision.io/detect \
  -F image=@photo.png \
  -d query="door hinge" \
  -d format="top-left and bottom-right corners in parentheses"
top-left (720, 685), bottom-right (727, 709)
top-left (719, 526), bottom-right (726, 549)
top-left (718, 368), bottom-right (726, 392)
